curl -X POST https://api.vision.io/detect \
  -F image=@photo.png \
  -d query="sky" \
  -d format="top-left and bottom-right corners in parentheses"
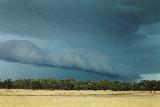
top-left (0, 0), bottom-right (159, 81)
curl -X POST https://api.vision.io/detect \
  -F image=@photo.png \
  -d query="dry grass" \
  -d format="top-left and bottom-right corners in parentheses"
top-left (0, 89), bottom-right (159, 107)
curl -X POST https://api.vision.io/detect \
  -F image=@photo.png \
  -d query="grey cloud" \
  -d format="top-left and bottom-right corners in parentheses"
top-left (0, 40), bottom-right (135, 79)
top-left (0, 0), bottom-right (159, 44)
top-left (0, 0), bottom-right (159, 80)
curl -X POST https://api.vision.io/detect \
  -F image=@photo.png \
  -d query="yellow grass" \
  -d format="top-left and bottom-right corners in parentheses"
top-left (0, 89), bottom-right (159, 107)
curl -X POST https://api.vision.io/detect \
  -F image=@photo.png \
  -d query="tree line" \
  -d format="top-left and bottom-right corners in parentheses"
top-left (0, 79), bottom-right (160, 91)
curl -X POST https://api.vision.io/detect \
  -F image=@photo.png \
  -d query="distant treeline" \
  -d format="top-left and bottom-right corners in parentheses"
top-left (0, 79), bottom-right (160, 91)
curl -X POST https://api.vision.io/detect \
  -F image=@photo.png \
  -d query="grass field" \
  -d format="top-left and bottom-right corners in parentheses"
top-left (0, 89), bottom-right (159, 107)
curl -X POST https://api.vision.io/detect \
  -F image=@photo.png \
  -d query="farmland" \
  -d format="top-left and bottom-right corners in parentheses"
top-left (0, 89), bottom-right (160, 107)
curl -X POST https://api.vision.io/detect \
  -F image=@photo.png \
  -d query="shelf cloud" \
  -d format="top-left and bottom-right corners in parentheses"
top-left (0, 40), bottom-right (135, 79)
top-left (0, 0), bottom-right (159, 80)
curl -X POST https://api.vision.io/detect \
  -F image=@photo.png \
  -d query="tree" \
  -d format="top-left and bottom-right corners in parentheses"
top-left (3, 79), bottom-right (12, 89)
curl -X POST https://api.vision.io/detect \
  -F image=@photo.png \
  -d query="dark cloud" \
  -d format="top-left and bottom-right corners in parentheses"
top-left (0, 0), bottom-right (159, 80)
top-left (0, 0), bottom-right (159, 44)
top-left (0, 40), bottom-right (136, 80)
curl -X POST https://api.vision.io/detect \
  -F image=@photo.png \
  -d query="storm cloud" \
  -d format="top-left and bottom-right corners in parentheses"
top-left (0, 0), bottom-right (159, 42)
top-left (0, 0), bottom-right (159, 80)
top-left (0, 40), bottom-right (135, 79)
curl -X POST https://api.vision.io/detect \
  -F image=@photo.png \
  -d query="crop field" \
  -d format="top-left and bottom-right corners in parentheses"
top-left (0, 89), bottom-right (159, 107)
